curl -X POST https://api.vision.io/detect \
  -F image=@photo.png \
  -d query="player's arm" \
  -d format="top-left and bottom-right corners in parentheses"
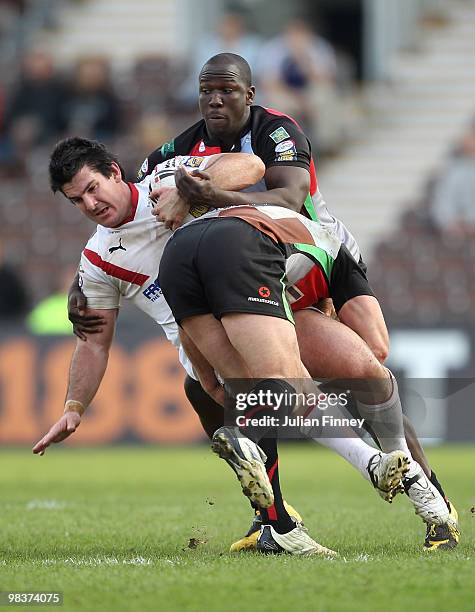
top-left (176, 163), bottom-right (309, 212)
top-left (179, 330), bottom-right (225, 406)
top-left (151, 153), bottom-right (265, 230)
top-left (32, 307), bottom-right (117, 455)
top-left (176, 120), bottom-right (311, 213)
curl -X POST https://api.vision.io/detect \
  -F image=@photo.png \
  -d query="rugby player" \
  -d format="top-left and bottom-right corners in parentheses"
top-left (158, 198), bottom-right (454, 552)
top-left (68, 54), bottom-right (458, 550)
top-left (148, 54), bottom-right (458, 551)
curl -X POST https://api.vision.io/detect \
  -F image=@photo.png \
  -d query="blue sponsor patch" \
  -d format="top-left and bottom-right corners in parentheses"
top-left (143, 279), bottom-right (162, 301)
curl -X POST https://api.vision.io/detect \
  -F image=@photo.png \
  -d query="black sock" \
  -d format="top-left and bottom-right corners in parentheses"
top-left (184, 375), bottom-right (224, 440)
top-left (258, 436), bottom-right (294, 534)
top-left (429, 469), bottom-right (450, 510)
top-left (239, 379), bottom-right (295, 443)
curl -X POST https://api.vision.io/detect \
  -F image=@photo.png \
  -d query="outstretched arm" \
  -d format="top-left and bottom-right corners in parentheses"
top-left (33, 308), bottom-right (117, 455)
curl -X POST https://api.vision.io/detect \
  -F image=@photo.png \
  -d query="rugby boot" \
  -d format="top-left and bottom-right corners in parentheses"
top-left (229, 502), bottom-right (302, 552)
top-left (211, 426), bottom-right (274, 508)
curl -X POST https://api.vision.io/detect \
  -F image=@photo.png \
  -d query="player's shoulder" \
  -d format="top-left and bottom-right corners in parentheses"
top-left (251, 105), bottom-right (305, 137)
top-left (250, 105), bottom-right (309, 154)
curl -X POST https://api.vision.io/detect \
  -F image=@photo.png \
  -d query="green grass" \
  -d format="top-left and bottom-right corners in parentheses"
top-left (1, 444), bottom-right (474, 612)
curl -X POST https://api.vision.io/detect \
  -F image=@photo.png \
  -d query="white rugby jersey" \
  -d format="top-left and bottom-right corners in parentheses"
top-left (78, 155), bottom-right (213, 379)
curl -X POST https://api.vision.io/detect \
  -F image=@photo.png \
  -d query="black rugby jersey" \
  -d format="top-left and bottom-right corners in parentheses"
top-left (137, 105), bottom-right (316, 208)
top-left (138, 105), bottom-right (360, 258)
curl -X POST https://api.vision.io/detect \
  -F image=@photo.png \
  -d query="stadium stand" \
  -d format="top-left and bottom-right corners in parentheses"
top-left (0, 0), bottom-right (474, 320)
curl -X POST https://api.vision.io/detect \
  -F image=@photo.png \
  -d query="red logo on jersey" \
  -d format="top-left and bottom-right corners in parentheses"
top-left (259, 286), bottom-right (271, 298)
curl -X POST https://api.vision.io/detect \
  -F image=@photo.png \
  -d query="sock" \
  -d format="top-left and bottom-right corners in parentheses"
top-left (430, 469), bottom-right (450, 509)
top-left (258, 436), bottom-right (294, 534)
top-left (238, 379), bottom-right (296, 444)
top-left (315, 435), bottom-right (377, 482)
top-left (345, 392), bottom-right (382, 449)
top-left (356, 371), bottom-right (413, 459)
top-left (184, 375), bottom-right (224, 439)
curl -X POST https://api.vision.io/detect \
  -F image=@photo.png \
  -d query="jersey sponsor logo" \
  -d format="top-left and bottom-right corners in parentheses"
top-left (274, 139), bottom-right (295, 153)
top-left (189, 203), bottom-right (209, 218)
top-left (163, 157), bottom-right (178, 168)
top-left (186, 156), bottom-right (204, 168)
top-left (143, 279), bottom-right (163, 302)
top-left (108, 237), bottom-right (127, 254)
top-left (269, 126), bottom-right (290, 143)
top-left (160, 140), bottom-right (175, 156)
top-left (249, 285), bottom-right (278, 306)
top-left (275, 151), bottom-right (297, 162)
top-left (248, 296), bottom-right (279, 307)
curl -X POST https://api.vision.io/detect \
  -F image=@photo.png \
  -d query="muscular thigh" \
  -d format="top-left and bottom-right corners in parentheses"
top-left (221, 313), bottom-right (305, 379)
top-left (294, 309), bottom-right (382, 379)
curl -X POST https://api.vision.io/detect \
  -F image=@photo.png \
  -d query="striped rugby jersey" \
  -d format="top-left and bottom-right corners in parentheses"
top-left (78, 155), bottom-right (214, 379)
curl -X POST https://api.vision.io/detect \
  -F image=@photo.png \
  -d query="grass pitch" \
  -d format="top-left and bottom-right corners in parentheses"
top-left (1, 444), bottom-right (474, 611)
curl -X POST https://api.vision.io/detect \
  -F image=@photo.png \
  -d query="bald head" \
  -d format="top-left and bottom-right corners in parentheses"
top-left (199, 53), bottom-right (252, 87)
top-left (198, 53), bottom-right (255, 143)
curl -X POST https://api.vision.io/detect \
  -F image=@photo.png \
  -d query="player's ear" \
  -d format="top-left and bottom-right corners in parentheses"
top-left (111, 161), bottom-right (122, 182)
top-left (246, 86), bottom-right (255, 106)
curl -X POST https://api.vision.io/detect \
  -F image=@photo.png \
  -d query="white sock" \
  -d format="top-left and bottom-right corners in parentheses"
top-left (356, 370), bottom-right (413, 460)
top-left (314, 434), bottom-right (378, 482)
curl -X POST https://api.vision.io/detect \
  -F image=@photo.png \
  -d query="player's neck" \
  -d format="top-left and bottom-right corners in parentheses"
top-left (208, 111), bottom-right (250, 151)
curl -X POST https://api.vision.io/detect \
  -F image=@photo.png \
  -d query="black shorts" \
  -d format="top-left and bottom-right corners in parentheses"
top-left (159, 217), bottom-right (294, 325)
top-left (330, 245), bottom-right (375, 312)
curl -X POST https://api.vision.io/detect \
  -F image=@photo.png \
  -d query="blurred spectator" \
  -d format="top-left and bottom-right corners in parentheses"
top-left (0, 0), bottom-right (25, 40)
top-left (178, 11), bottom-right (262, 108)
top-left (65, 56), bottom-right (121, 141)
top-left (114, 110), bottom-right (172, 180)
top-left (430, 124), bottom-right (475, 237)
top-left (27, 265), bottom-right (75, 335)
top-left (0, 49), bottom-right (67, 168)
top-left (130, 54), bottom-right (180, 116)
top-left (257, 18), bottom-right (343, 153)
top-left (0, 238), bottom-right (29, 320)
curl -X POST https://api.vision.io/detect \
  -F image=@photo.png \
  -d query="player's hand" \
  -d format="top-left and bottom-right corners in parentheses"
top-left (151, 185), bottom-right (190, 231)
top-left (175, 166), bottom-right (215, 207)
top-left (316, 298), bottom-right (338, 319)
top-left (32, 412), bottom-right (82, 455)
top-left (68, 287), bottom-right (105, 341)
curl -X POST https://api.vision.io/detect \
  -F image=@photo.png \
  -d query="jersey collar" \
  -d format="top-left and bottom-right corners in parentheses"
top-left (202, 112), bottom-right (252, 152)
top-left (112, 182), bottom-right (139, 227)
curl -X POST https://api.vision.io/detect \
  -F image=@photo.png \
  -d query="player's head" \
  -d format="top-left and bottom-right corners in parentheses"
top-left (198, 53), bottom-right (255, 139)
top-left (49, 137), bottom-right (131, 227)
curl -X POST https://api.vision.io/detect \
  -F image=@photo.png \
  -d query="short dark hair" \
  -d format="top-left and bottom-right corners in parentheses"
top-left (49, 137), bottom-right (123, 193)
top-left (200, 53), bottom-right (252, 87)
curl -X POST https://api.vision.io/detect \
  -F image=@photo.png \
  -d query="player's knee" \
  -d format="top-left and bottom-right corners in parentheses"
top-left (364, 334), bottom-right (389, 364)
top-left (248, 378), bottom-right (297, 417)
